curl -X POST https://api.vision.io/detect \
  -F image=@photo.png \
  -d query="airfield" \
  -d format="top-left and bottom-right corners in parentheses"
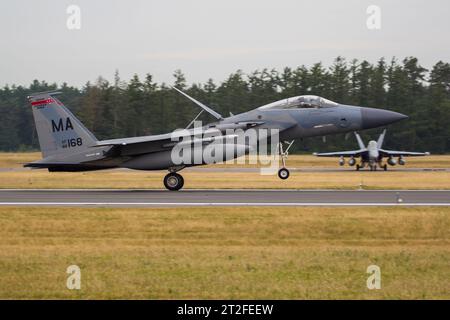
top-left (0, 153), bottom-right (449, 299)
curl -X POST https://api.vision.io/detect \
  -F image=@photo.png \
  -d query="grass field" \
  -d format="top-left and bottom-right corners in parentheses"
top-left (0, 206), bottom-right (449, 299)
top-left (1, 152), bottom-right (450, 169)
top-left (1, 170), bottom-right (450, 190)
top-left (0, 153), bottom-right (449, 189)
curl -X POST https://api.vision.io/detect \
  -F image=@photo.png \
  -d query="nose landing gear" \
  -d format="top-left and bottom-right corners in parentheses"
top-left (278, 168), bottom-right (290, 179)
top-left (278, 141), bottom-right (294, 180)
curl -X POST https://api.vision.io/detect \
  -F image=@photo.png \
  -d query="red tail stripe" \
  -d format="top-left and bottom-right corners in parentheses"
top-left (31, 98), bottom-right (55, 106)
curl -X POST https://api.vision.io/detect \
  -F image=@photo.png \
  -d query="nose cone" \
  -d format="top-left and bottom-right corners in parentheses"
top-left (361, 107), bottom-right (408, 129)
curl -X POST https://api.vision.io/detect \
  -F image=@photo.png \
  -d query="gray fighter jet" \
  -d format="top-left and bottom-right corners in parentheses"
top-left (313, 129), bottom-right (430, 171)
top-left (25, 90), bottom-right (407, 190)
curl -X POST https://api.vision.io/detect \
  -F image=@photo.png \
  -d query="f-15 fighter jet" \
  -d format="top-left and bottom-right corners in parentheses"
top-left (25, 89), bottom-right (407, 189)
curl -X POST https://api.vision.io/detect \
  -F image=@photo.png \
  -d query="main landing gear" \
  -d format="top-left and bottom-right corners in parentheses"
top-left (164, 172), bottom-right (184, 191)
top-left (164, 167), bottom-right (185, 191)
top-left (278, 141), bottom-right (294, 180)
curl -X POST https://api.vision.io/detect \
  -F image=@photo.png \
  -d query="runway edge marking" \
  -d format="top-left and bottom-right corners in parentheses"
top-left (0, 202), bottom-right (449, 207)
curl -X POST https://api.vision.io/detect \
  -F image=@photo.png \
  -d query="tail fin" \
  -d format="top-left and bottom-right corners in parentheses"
top-left (377, 129), bottom-right (386, 148)
top-left (28, 91), bottom-right (97, 158)
top-left (354, 131), bottom-right (366, 149)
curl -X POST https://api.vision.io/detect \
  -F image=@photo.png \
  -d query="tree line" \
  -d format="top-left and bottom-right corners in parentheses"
top-left (0, 57), bottom-right (449, 154)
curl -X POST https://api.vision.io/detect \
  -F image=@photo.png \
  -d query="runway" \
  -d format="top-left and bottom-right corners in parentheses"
top-left (2, 167), bottom-right (450, 173)
top-left (0, 189), bottom-right (449, 207)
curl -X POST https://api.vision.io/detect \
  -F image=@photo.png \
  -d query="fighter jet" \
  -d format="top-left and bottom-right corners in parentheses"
top-left (25, 90), bottom-right (407, 190)
top-left (313, 129), bottom-right (430, 171)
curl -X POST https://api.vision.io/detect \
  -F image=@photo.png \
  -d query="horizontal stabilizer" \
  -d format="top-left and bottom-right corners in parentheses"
top-left (24, 161), bottom-right (114, 172)
top-left (24, 162), bottom-right (80, 168)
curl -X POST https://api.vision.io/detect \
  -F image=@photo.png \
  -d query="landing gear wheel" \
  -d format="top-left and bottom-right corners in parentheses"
top-left (278, 168), bottom-right (290, 180)
top-left (356, 164), bottom-right (360, 171)
top-left (164, 172), bottom-right (184, 191)
top-left (383, 164), bottom-right (388, 171)
top-left (277, 141), bottom-right (294, 180)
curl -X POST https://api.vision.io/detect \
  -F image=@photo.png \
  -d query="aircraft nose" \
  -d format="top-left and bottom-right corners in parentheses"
top-left (361, 107), bottom-right (408, 129)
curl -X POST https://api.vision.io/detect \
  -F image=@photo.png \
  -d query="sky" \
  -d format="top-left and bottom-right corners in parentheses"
top-left (0, 0), bottom-right (449, 87)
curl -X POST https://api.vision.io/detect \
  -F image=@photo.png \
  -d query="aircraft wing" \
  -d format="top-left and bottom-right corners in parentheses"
top-left (94, 82), bottom-right (274, 157)
top-left (93, 87), bottom-right (273, 157)
top-left (95, 132), bottom-right (176, 156)
top-left (378, 149), bottom-right (430, 157)
top-left (313, 149), bottom-right (367, 157)
top-left (96, 130), bottom-right (246, 157)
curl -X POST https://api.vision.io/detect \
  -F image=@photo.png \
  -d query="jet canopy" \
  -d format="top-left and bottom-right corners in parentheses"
top-left (258, 95), bottom-right (338, 110)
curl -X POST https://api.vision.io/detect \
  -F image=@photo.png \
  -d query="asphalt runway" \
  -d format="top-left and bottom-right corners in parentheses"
top-left (0, 189), bottom-right (449, 207)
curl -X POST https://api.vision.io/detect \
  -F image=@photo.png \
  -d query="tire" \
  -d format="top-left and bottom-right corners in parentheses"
top-left (278, 168), bottom-right (290, 180)
top-left (164, 172), bottom-right (184, 191)
top-left (383, 164), bottom-right (387, 171)
top-left (356, 164), bottom-right (360, 171)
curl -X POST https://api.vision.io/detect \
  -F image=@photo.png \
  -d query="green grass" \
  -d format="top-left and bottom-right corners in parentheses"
top-left (0, 206), bottom-right (449, 299)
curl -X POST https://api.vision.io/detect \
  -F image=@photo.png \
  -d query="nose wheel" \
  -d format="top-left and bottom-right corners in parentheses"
top-left (164, 172), bottom-right (184, 191)
top-left (278, 168), bottom-right (290, 179)
top-left (278, 141), bottom-right (294, 180)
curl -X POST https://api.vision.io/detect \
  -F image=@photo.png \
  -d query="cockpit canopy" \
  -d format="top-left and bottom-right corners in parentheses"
top-left (258, 95), bottom-right (338, 110)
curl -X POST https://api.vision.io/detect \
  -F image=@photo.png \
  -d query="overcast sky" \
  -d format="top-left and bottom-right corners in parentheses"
top-left (0, 0), bottom-right (449, 87)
